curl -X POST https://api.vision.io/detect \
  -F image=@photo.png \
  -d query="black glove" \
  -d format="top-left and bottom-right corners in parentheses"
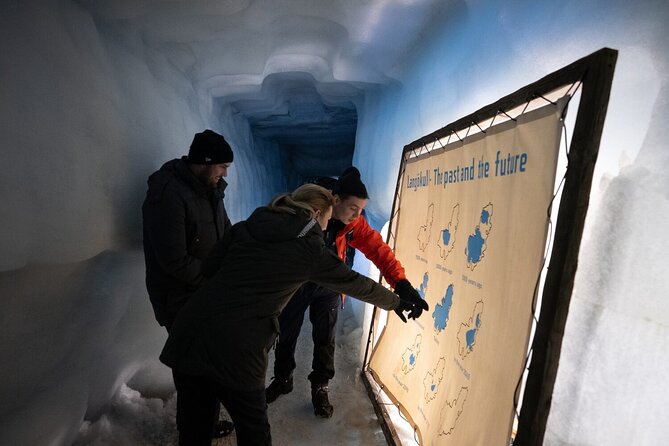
top-left (393, 279), bottom-right (429, 323)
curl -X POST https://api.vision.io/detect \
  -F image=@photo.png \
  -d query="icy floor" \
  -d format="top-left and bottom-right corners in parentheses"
top-left (73, 304), bottom-right (387, 446)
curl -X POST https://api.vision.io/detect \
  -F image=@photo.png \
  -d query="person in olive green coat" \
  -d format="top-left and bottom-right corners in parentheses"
top-left (160, 184), bottom-right (428, 446)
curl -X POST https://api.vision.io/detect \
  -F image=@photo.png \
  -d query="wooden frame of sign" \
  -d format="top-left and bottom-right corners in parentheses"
top-left (361, 47), bottom-right (617, 446)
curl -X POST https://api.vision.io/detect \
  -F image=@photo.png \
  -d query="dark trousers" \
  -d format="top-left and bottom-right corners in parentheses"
top-left (166, 326), bottom-right (226, 439)
top-left (172, 370), bottom-right (271, 446)
top-left (273, 282), bottom-right (340, 386)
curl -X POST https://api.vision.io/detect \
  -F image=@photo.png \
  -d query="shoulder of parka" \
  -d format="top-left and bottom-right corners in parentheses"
top-left (306, 230), bottom-right (326, 250)
top-left (145, 161), bottom-right (197, 205)
top-left (304, 231), bottom-right (331, 269)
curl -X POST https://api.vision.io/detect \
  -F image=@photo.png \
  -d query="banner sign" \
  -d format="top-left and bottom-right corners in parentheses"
top-left (369, 103), bottom-right (564, 445)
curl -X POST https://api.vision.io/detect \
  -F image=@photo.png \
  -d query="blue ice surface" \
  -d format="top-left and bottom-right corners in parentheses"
top-left (409, 353), bottom-right (415, 365)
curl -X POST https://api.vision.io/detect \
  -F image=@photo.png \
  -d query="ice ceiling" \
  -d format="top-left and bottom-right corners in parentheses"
top-left (80, 0), bottom-right (450, 176)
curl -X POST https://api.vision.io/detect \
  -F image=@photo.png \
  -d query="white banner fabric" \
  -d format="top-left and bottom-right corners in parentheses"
top-left (369, 103), bottom-right (563, 445)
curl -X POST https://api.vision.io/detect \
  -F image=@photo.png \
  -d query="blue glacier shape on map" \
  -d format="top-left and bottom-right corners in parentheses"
top-left (481, 209), bottom-right (489, 224)
top-left (441, 228), bottom-right (451, 246)
top-left (466, 229), bottom-right (484, 264)
top-left (431, 384), bottom-right (436, 391)
top-left (466, 328), bottom-right (477, 351)
top-left (432, 284), bottom-right (454, 332)
top-left (410, 354), bottom-right (415, 365)
top-left (465, 313), bottom-right (482, 351)
top-left (417, 272), bottom-right (429, 299)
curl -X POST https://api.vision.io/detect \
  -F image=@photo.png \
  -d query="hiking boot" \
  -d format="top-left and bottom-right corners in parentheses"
top-left (311, 384), bottom-right (334, 418)
top-left (266, 376), bottom-right (293, 403)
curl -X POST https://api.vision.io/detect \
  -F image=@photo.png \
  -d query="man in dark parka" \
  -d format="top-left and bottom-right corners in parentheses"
top-left (142, 129), bottom-right (233, 329)
top-left (142, 129), bottom-right (235, 438)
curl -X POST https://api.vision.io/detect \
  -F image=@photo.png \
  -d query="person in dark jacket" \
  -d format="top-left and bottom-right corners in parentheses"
top-left (266, 167), bottom-right (422, 418)
top-left (143, 129), bottom-right (234, 329)
top-left (159, 184), bottom-right (428, 446)
top-left (142, 129), bottom-right (235, 437)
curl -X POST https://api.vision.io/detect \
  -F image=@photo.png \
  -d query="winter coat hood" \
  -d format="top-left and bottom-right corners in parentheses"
top-left (244, 206), bottom-right (323, 243)
top-left (147, 157), bottom-right (228, 200)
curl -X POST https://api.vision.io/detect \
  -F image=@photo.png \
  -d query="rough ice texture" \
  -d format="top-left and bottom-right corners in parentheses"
top-left (1, 0), bottom-right (668, 445)
top-left (545, 86), bottom-right (669, 445)
top-left (0, 251), bottom-right (170, 445)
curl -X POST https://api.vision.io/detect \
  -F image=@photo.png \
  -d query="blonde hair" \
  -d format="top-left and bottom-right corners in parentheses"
top-left (268, 184), bottom-right (335, 219)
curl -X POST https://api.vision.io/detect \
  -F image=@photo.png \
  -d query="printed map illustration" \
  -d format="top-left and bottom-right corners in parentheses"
top-left (416, 272), bottom-right (428, 300)
top-left (417, 203), bottom-right (435, 251)
top-left (423, 357), bottom-right (446, 402)
top-left (437, 387), bottom-right (469, 437)
top-left (457, 301), bottom-right (484, 359)
top-left (369, 102), bottom-right (564, 446)
top-left (401, 334), bottom-right (423, 374)
top-left (465, 203), bottom-right (494, 270)
top-left (432, 284), bottom-right (455, 333)
top-left (437, 204), bottom-right (460, 259)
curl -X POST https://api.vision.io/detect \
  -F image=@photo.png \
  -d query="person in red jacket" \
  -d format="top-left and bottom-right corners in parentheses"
top-left (266, 167), bottom-right (421, 417)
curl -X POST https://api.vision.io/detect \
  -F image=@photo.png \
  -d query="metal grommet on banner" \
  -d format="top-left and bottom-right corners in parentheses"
top-left (464, 123), bottom-right (472, 139)
top-left (473, 120), bottom-right (487, 134)
top-left (498, 109), bottom-right (517, 122)
top-left (374, 383), bottom-right (386, 403)
top-left (565, 80), bottom-right (582, 100)
top-left (489, 112), bottom-right (498, 128)
top-left (537, 93), bottom-right (557, 106)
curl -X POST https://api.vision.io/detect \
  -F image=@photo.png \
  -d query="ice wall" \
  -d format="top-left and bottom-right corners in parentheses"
top-left (0, 2), bottom-right (260, 445)
top-left (1, 2), bottom-right (205, 270)
top-left (356, 1), bottom-right (665, 225)
top-left (544, 85), bottom-right (669, 445)
top-left (0, 251), bottom-right (172, 445)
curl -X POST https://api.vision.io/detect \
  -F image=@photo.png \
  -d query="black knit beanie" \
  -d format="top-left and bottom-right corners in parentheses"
top-left (333, 167), bottom-right (368, 199)
top-left (187, 129), bottom-right (234, 165)
top-left (314, 176), bottom-right (338, 191)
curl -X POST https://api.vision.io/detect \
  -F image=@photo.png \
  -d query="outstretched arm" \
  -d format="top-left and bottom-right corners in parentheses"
top-left (348, 217), bottom-right (406, 287)
top-left (347, 217), bottom-right (427, 320)
top-left (310, 247), bottom-right (399, 311)
top-left (310, 246), bottom-right (429, 322)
